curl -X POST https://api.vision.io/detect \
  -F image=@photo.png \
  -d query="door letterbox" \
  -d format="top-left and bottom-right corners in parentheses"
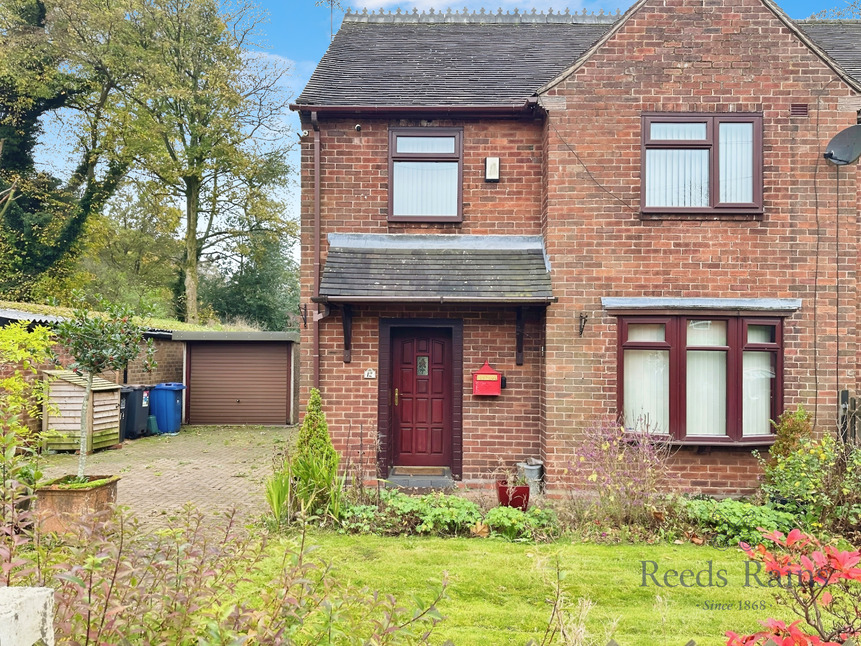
top-left (472, 361), bottom-right (502, 396)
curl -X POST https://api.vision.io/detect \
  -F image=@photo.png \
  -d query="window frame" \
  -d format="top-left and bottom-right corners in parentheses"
top-left (388, 127), bottom-right (464, 223)
top-left (640, 113), bottom-right (763, 216)
top-left (617, 315), bottom-right (782, 444)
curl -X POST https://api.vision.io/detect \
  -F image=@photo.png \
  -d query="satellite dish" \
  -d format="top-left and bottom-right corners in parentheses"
top-left (823, 124), bottom-right (861, 165)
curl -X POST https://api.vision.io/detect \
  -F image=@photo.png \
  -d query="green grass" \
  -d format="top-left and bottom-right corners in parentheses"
top-left (258, 532), bottom-right (778, 646)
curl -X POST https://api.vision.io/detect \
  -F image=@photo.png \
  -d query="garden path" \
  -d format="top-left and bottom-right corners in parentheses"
top-left (41, 425), bottom-right (295, 528)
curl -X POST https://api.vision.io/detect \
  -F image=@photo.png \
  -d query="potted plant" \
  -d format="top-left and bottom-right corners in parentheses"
top-left (496, 466), bottom-right (530, 511)
top-left (36, 295), bottom-right (155, 533)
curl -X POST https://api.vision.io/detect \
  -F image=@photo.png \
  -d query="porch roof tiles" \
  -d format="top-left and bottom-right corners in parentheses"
top-left (317, 234), bottom-right (554, 304)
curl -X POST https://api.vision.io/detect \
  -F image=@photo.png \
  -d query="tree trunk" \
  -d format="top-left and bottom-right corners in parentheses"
top-left (78, 372), bottom-right (93, 480)
top-left (184, 177), bottom-right (201, 323)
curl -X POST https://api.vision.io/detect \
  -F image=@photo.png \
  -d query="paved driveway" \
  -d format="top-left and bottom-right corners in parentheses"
top-left (42, 425), bottom-right (295, 528)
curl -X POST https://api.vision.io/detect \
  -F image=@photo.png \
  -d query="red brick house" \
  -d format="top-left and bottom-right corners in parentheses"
top-left (291, 0), bottom-right (861, 494)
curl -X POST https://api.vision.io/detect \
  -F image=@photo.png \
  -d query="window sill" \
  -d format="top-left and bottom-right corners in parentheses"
top-left (388, 215), bottom-right (463, 224)
top-left (640, 212), bottom-right (763, 222)
top-left (671, 436), bottom-right (775, 448)
top-left (622, 432), bottom-right (775, 448)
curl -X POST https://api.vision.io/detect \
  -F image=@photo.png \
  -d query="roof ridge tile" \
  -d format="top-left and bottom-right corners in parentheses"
top-left (344, 7), bottom-right (620, 24)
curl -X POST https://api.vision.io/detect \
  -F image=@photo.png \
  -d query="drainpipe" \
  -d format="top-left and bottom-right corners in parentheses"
top-left (312, 111), bottom-right (321, 389)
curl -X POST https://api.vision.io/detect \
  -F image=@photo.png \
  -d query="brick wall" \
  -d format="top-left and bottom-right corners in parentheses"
top-left (297, 0), bottom-right (861, 495)
top-left (539, 0), bottom-right (859, 494)
top-left (310, 305), bottom-right (544, 482)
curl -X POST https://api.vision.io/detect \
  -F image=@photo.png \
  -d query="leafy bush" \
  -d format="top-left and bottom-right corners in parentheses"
top-left (566, 415), bottom-right (676, 527)
top-left (268, 389), bottom-right (344, 526)
top-left (727, 529), bottom-right (861, 645)
top-left (760, 435), bottom-right (861, 536)
top-left (296, 387), bottom-right (337, 467)
top-left (682, 498), bottom-right (796, 547)
top-left (341, 490), bottom-right (482, 537)
top-left (484, 505), bottom-right (558, 541)
top-left (0, 321), bottom-right (56, 445)
top-left (769, 405), bottom-right (813, 461)
top-left (2, 505), bottom-right (446, 644)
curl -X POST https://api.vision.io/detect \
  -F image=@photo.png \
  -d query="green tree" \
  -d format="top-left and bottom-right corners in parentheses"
top-left (123, 0), bottom-right (293, 323)
top-left (0, 0), bottom-right (137, 298)
top-left (55, 296), bottom-right (155, 479)
top-left (200, 235), bottom-right (298, 330)
top-left (75, 183), bottom-right (183, 316)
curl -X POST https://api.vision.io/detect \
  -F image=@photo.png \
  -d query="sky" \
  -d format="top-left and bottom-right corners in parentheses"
top-left (33, 0), bottom-right (849, 225)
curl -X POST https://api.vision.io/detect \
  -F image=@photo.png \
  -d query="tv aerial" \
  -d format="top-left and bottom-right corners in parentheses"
top-left (823, 124), bottom-right (861, 165)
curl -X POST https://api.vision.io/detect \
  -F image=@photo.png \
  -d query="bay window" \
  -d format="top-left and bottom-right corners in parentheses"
top-left (619, 316), bottom-right (781, 442)
top-left (641, 113), bottom-right (763, 215)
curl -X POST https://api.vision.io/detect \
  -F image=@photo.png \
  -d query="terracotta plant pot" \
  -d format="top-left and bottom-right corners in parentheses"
top-left (496, 480), bottom-right (530, 511)
top-left (35, 475), bottom-right (120, 535)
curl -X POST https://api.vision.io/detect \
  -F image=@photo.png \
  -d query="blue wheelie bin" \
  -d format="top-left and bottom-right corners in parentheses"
top-left (151, 382), bottom-right (185, 433)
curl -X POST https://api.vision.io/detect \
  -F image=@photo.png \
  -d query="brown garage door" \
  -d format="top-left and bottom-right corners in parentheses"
top-left (187, 342), bottom-right (291, 425)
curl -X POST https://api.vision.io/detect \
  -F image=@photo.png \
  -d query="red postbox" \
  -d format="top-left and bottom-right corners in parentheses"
top-left (472, 360), bottom-right (502, 396)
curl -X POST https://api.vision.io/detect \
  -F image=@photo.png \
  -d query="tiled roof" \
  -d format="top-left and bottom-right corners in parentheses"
top-left (296, 12), bottom-right (861, 108)
top-left (798, 21), bottom-right (861, 83)
top-left (318, 234), bottom-right (554, 303)
top-left (296, 11), bottom-right (615, 107)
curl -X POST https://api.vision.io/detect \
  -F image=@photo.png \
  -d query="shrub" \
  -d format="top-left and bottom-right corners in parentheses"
top-left (567, 415), bottom-right (676, 527)
top-left (484, 505), bottom-right (558, 541)
top-left (769, 405), bottom-right (813, 461)
top-left (341, 490), bottom-right (482, 537)
top-left (296, 387), bottom-right (337, 467)
top-left (760, 436), bottom-right (861, 536)
top-left (682, 498), bottom-right (796, 547)
top-left (0, 321), bottom-right (56, 446)
top-left (2, 505), bottom-right (446, 644)
top-left (268, 388), bottom-right (344, 525)
top-left (727, 529), bottom-right (861, 645)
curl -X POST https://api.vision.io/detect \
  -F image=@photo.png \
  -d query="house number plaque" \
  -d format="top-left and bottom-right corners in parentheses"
top-left (417, 356), bottom-right (429, 376)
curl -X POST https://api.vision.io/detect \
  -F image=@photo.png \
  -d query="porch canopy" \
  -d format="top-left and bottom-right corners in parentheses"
top-left (315, 233), bottom-right (554, 304)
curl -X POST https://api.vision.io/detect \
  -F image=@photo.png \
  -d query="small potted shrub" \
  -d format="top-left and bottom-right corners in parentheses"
top-left (36, 296), bottom-right (155, 534)
top-left (496, 467), bottom-right (530, 511)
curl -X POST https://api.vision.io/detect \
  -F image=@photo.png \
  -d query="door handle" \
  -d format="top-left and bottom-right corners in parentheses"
top-left (394, 388), bottom-right (398, 406)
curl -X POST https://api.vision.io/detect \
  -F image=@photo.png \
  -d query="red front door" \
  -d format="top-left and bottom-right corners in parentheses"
top-left (392, 328), bottom-right (452, 467)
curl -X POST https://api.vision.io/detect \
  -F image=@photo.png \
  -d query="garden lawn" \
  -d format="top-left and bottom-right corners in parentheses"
top-left (259, 532), bottom-right (778, 646)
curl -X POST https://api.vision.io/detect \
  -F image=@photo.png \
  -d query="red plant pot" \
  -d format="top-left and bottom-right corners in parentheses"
top-left (496, 480), bottom-right (530, 511)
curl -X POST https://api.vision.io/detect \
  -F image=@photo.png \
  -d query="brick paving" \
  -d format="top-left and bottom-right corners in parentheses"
top-left (42, 425), bottom-right (296, 528)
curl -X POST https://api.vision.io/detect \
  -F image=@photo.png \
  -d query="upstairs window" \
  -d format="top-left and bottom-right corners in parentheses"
top-left (619, 316), bottom-right (781, 442)
top-left (389, 128), bottom-right (463, 222)
top-left (641, 114), bottom-right (762, 215)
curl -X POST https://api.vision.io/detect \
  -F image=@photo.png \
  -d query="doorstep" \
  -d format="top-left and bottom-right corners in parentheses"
top-left (385, 466), bottom-right (454, 490)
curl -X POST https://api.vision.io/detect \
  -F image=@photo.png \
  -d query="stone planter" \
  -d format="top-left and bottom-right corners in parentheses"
top-left (35, 475), bottom-right (120, 534)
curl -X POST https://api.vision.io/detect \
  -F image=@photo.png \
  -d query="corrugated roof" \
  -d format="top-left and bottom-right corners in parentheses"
top-left (798, 21), bottom-right (861, 83)
top-left (295, 12), bottom-right (861, 108)
top-left (318, 234), bottom-right (554, 303)
top-left (296, 14), bottom-right (613, 107)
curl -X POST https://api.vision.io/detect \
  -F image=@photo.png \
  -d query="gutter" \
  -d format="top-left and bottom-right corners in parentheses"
top-left (289, 100), bottom-right (543, 119)
top-left (312, 295), bottom-right (557, 305)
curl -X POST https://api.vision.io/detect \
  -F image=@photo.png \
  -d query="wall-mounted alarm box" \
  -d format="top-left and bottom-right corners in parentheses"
top-left (472, 360), bottom-right (502, 396)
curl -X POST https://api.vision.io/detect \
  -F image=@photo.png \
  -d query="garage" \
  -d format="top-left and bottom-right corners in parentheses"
top-left (174, 332), bottom-right (299, 426)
